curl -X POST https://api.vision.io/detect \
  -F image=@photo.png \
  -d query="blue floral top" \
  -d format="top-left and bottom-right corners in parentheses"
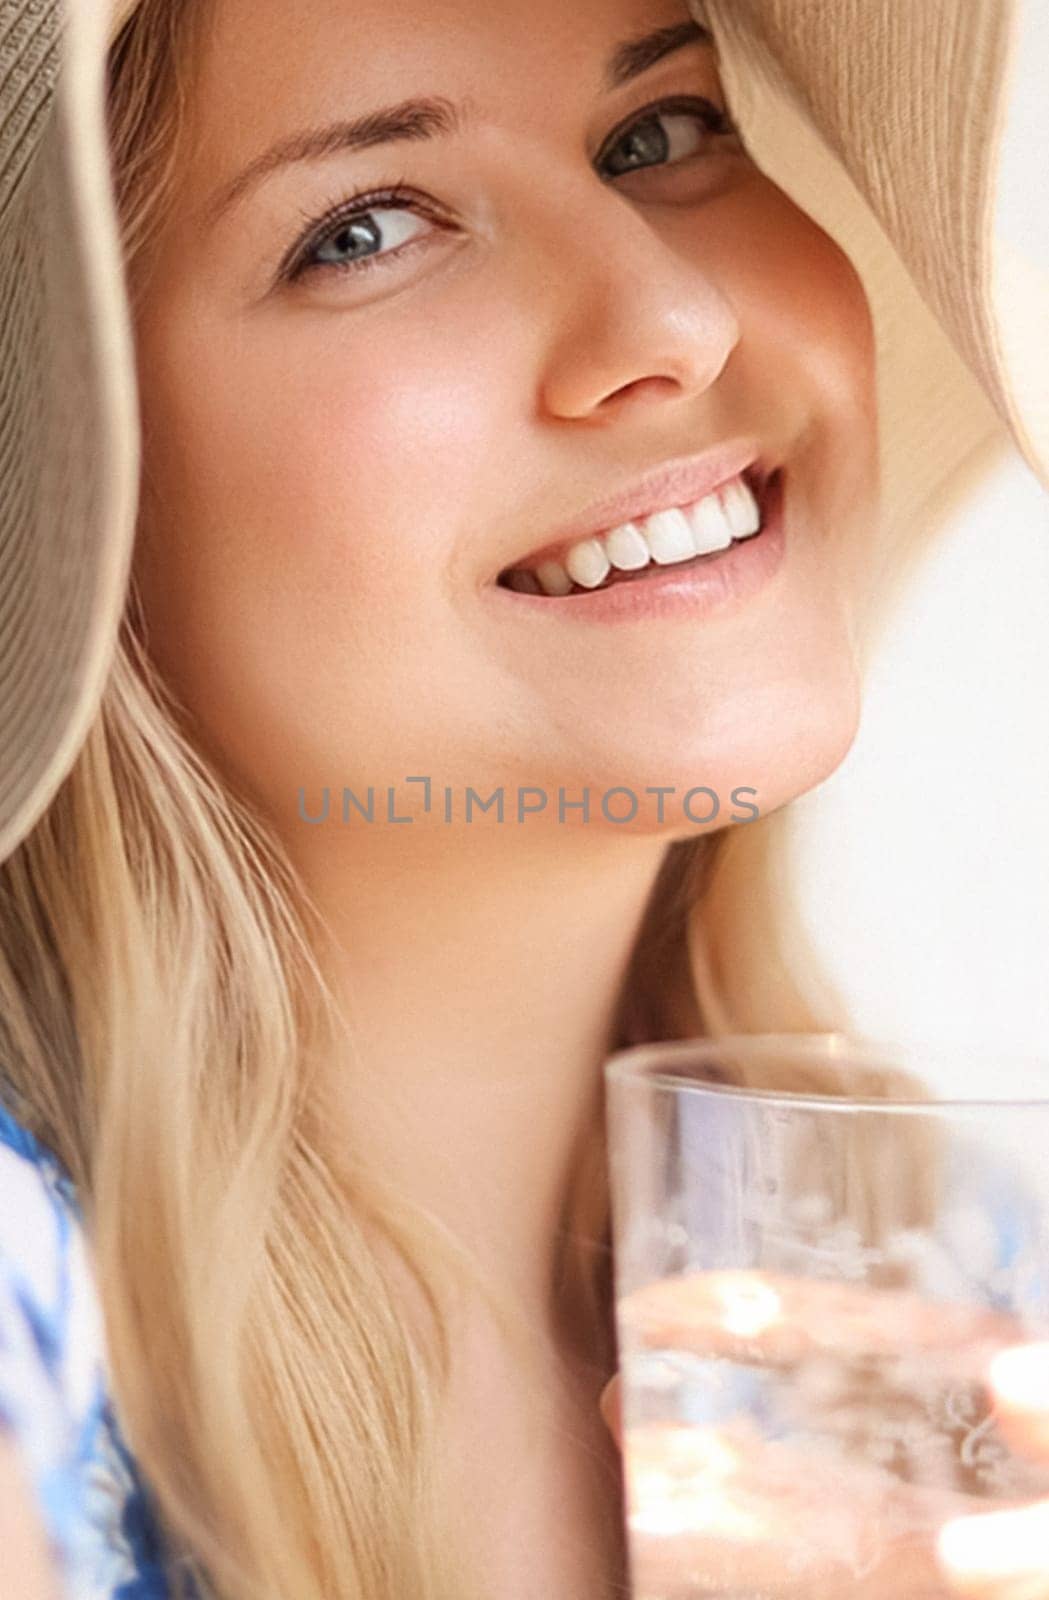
top-left (0, 1095), bottom-right (203, 1598)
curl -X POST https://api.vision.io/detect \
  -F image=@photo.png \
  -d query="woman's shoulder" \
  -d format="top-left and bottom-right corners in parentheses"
top-left (0, 1091), bottom-right (193, 1598)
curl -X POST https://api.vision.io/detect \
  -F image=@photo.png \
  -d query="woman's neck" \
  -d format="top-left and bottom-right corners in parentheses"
top-left (285, 820), bottom-right (695, 1339)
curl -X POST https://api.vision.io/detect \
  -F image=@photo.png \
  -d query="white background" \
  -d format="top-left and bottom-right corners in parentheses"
top-left (790, 454), bottom-right (1049, 1076)
top-left (787, 10), bottom-right (1049, 1086)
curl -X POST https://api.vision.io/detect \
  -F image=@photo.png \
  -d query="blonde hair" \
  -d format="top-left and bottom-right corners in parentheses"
top-left (0, 4), bottom-right (953, 1597)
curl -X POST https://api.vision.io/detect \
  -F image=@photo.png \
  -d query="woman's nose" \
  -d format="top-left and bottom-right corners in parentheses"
top-left (536, 180), bottom-right (742, 423)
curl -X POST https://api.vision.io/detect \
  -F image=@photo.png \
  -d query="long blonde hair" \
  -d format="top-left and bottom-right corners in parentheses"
top-left (0, 3), bottom-right (959, 1597)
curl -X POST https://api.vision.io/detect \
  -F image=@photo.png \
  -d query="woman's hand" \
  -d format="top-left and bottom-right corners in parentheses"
top-left (599, 1272), bottom-right (1049, 1599)
top-left (936, 1343), bottom-right (1049, 1597)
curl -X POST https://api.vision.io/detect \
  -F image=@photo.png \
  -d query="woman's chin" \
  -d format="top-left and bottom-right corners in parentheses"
top-left (551, 685), bottom-right (861, 837)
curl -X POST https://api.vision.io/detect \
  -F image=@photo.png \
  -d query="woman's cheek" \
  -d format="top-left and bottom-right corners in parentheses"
top-left (255, 326), bottom-right (508, 585)
top-left (706, 172), bottom-right (877, 415)
top-left (768, 220), bottom-right (877, 418)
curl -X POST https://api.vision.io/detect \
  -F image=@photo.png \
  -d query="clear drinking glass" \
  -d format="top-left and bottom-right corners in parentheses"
top-left (604, 1034), bottom-right (1049, 1599)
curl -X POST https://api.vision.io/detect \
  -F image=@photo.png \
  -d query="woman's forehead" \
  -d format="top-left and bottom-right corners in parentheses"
top-left (175, 0), bottom-right (719, 223)
top-left (189, 0), bottom-right (711, 101)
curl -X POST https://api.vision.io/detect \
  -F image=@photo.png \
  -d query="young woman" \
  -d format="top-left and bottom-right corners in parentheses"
top-left (0, 0), bottom-right (1043, 1596)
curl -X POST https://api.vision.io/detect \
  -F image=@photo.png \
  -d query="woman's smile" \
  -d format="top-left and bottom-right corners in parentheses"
top-left (492, 434), bottom-right (764, 580)
top-left (487, 465), bottom-right (787, 622)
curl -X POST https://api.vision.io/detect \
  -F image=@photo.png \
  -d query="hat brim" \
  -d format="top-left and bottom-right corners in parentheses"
top-left (0, 0), bottom-right (139, 863)
top-left (697, 0), bottom-right (1047, 629)
top-left (701, 0), bottom-right (1047, 481)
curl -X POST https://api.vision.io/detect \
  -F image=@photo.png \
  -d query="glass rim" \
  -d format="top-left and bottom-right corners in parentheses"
top-left (603, 1032), bottom-right (1049, 1112)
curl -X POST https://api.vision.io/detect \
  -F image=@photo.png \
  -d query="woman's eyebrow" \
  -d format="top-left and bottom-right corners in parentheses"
top-left (607, 19), bottom-right (711, 89)
top-left (201, 17), bottom-right (712, 233)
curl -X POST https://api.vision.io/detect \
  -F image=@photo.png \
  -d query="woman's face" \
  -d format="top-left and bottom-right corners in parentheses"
top-left (130, 0), bottom-right (877, 840)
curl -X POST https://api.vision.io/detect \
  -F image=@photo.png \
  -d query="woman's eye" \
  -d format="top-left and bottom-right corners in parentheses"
top-left (286, 97), bottom-right (738, 285)
top-left (288, 198), bottom-right (436, 283)
top-left (598, 98), bottom-right (738, 179)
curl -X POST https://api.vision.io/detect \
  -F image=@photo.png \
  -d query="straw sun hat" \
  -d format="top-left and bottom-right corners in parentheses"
top-left (0, 0), bottom-right (1047, 865)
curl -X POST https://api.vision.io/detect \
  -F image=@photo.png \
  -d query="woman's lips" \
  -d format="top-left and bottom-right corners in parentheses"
top-left (485, 468), bottom-right (787, 625)
top-left (495, 439), bottom-right (766, 583)
top-left (498, 467), bottom-right (777, 601)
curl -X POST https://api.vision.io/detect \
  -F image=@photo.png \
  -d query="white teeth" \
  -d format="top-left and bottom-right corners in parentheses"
top-left (687, 493), bottom-right (734, 554)
top-left (535, 558), bottom-right (573, 596)
top-left (565, 537), bottom-right (611, 589)
top-left (719, 477), bottom-right (762, 539)
top-left (505, 472), bottom-right (765, 595)
top-left (643, 507), bottom-right (696, 565)
top-left (605, 521), bottom-right (651, 571)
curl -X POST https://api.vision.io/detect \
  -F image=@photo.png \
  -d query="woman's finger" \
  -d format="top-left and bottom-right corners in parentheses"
top-left (598, 1374), bottom-right (622, 1448)
top-left (985, 1344), bottom-right (1049, 1461)
top-left (623, 1417), bottom-right (1014, 1600)
top-left (937, 1499), bottom-right (1049, 1598)
top-left (619, 1269), bottom-right (1033, 1382)
top-left (935, 1346), bottom-right (1049, 1598)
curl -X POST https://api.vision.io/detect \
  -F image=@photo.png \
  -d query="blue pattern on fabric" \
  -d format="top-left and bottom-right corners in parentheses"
top-left (0, 1093), bottom-right (205, 1598)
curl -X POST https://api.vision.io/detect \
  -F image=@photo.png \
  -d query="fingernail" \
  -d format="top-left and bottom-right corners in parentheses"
top-left (599, 1378), bottom-right (622, 1442)
top-left (990, 1342), bottom-right (1049, 1410)
top-left (938, 1504), bottom-right (1049, 1580)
